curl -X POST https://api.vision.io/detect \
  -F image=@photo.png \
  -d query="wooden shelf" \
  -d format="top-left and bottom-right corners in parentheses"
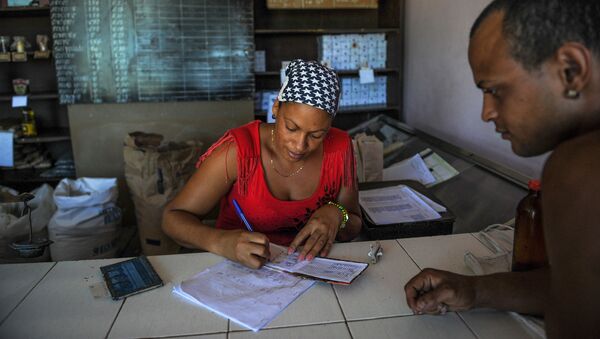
top-left (0, 6), bottom-right (49, 17)
top-left (338, 104), bottom-right (399, 114)
top-left (256, 68), bottom-right (399, 76)
top-left (255, 28), bottom-right (400, 35)
top-left (0, 92), bottom-right (58, 101)
top-left (0, 167), bottom-right (69, 184)
top-left (14, 128), bottom-right (70, 144)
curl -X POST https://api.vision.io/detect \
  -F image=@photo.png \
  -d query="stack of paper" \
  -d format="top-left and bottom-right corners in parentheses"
top-left (382, 151), bottom-right (459, 187)
top-left (419, 148), bottom-right (460, 186)
top-left (383, 154), bottom-right (436, 185)
top-left (173, 245), bottom-right (368, 332)
top-left (359, 184), bottom-right (444, 225)
top-left (174, 260), bottom-right (315, 332)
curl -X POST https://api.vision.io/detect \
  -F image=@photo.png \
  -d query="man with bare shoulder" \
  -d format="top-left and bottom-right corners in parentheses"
top-left (403, 1), bottom-right (600, 337)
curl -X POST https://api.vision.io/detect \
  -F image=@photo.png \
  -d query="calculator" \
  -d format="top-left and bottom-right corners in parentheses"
top-left (100, 256), bottom-right (164, 300)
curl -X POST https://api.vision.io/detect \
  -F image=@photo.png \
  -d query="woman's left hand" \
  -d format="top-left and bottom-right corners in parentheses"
top-left (288, 204), bottom-right (342, 261)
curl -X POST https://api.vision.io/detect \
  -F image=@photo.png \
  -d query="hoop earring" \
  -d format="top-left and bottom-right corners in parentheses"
top-left (566, 89), bottom-right (580, 99)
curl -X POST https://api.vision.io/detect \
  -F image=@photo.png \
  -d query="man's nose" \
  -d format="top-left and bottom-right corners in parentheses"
top-left (481, 95), bottom-right (498, 122)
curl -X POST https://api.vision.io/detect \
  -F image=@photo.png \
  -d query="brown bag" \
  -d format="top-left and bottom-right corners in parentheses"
top-left (352, 133), bottom-right (383, 182)
top-left (123, 132), bottom-right (202, 255)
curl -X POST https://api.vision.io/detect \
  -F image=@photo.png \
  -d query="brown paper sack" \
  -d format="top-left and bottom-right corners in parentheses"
top-left (123, 132), bottom-right (202, 255)
top-left (353, 133), bottom-right (383, 182)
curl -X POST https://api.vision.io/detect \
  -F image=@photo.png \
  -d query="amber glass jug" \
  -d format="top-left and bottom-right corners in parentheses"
top-left (512, 179), bottom-right (548, 271)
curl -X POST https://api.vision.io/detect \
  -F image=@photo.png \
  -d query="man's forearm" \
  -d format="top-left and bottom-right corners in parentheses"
top-left (473, 267), bottom-right (549, 316)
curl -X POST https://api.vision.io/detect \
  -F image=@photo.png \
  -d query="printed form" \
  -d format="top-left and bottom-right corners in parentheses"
top-left (359, 184), bottom-right (442, 225)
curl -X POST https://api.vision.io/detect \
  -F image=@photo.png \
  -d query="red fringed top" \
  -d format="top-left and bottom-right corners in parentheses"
top-left (196, 120), bottom-right (356, 246)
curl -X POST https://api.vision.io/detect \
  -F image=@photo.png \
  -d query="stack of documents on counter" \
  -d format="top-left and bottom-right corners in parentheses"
top-left (359, 184), bottom-right (447, 225)
top-left (173, 245), bottom-right (368, 332)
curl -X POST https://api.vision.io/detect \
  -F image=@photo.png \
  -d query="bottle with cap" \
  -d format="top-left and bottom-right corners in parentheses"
top-left (512, 179), bottom-right (547, 271)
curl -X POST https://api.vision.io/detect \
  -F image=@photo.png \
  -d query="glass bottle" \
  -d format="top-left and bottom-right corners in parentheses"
top-left (512, 179), bottom-right (547, 271)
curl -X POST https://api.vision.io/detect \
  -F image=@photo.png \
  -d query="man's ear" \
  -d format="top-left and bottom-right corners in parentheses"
top-left (555, 42), bottom-right (592, 96)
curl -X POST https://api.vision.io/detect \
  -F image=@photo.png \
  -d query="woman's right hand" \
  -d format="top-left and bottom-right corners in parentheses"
top-left (218, 229), bottom-right (271, 269)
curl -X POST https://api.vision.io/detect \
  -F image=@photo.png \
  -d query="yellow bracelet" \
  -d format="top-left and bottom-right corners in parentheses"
top-left (327, 201), bottom-right (349, 229)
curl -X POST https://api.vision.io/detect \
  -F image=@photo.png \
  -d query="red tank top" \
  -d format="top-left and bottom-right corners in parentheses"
top-left (196, 120), bottom-right (355, 245)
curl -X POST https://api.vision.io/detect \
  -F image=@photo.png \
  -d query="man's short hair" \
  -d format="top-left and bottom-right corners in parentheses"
top-left (470, 0), bottom-right (600, 70)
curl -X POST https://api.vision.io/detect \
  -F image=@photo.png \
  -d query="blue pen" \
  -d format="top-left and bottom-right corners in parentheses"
top-left (232, 199), bottom-right (254, 232)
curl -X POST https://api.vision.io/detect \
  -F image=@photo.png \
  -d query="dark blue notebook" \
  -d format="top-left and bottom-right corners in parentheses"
top-left (100, 256), bottom-right (163, 300)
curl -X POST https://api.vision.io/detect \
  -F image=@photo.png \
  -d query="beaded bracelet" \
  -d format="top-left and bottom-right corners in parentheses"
top-left (327, 201), bottom-right (349, 230)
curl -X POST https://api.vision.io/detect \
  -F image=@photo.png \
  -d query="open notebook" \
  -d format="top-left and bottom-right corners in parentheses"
top-left (266, 244), bottom-right (368, 285)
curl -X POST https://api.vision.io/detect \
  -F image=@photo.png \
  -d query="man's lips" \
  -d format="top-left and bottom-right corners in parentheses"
top-left (496, 129), bottom-right (510, 139)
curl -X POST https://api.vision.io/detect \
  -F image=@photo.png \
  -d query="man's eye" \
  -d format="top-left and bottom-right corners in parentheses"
top-left (310, 134), bottom-right (324, 139)
top-left (286, 126), bottom-right (296, 132)
top-left (483, 88), bottom-right (498, 96)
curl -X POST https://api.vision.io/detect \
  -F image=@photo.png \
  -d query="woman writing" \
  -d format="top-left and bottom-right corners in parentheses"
top-left (162, 59), bottom-right (362, 269)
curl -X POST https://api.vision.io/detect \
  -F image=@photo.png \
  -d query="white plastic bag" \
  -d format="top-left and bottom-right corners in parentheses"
top-left (0, 184), bottom-right (55, 263)
top-left (48, 178), bottom-right (121, 261)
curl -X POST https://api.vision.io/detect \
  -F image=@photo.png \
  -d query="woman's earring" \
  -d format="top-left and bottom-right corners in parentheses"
top-left (566, 89), bottom-right (580, 99)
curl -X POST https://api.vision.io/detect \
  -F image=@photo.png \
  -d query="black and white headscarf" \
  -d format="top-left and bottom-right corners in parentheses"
top-left (278, 59), bottom-right (340, 118)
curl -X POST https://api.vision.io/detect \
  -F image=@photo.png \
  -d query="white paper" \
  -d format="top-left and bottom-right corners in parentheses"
top-left (173, 260), bottom-right (315, 332)
top-left (409, 188), bottom-right (447, 212)
top-left (383, 154), bottom-right (436, 185)
top-left (11, 95), bottom-right (27, 108)
top-left (0, 131), bottom-right (14, 167)
top-left (359, 67), bottom-right (375, 84)
top-left (359, 185), bottom-right (441, 225)
top-left (266, 246), bottom-right (368, 284)
top-left (420, 148), bottom-right (460, 186)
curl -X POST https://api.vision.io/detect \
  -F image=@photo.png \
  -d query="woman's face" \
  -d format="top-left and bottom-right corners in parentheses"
top-left (272, 101), bottom-right (332, 162)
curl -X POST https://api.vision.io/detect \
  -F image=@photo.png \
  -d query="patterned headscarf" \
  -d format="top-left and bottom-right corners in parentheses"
top-left (277, 59), bottom-right (340, 118)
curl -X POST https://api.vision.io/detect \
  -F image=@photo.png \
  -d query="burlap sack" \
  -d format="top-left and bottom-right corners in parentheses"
top-left (123, 132), bottom-right (202, 255)
top-left (353, 133), bottom-right (384, 182)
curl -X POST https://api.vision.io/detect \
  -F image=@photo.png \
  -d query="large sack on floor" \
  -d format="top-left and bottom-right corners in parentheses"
top-left (48, 178), bottom-right (121, 261)
top-left (123, 132), bottom-right (202, 255)
top-left (0, 184), bottom-right (55, 263)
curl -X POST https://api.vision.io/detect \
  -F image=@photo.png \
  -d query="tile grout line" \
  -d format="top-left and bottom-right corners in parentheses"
top-left (457, 312), bottom-right (481, 339)
top-left (395, 239), bottom-right (423, 271)
top-left (331, 284), bottom-right (354, 339)
top-left (105, 296), bottom-right (127, 339)
top-left (0, 261), bottom-right (57, 327)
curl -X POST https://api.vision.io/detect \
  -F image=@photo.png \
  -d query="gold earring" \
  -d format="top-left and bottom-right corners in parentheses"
top-left (566, 89), bottom-right (580, 99)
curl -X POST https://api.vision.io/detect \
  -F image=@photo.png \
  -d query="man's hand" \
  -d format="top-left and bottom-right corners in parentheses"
top-left (219, 229), bottom-right (271, 269)
top-left (404, 268), bottom-right (477, 314)
top-left (287, 204), bottom-right (341, 261)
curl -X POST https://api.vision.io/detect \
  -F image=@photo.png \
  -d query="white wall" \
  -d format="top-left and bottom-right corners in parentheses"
top-left (403, 0), bottom-right (548, 179)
